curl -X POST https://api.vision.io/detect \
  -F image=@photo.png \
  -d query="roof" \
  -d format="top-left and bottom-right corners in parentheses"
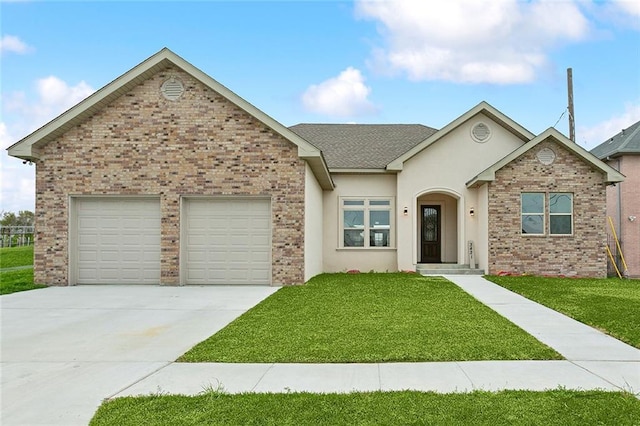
top-left (289, 124), bottom-right (437, 170)
top-left (590, 120), bottom-right (640, 159)
top-left (6, 48), bottom-right (334, 190)
top-left (386, 101), bottom-right (535, 171)
top-left (467, 127), bottom-right (625, 188)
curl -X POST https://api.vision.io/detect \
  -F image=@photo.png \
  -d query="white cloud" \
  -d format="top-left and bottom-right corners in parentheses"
top-left (355, 0), bottom-right (590, 84)
top-left (0, 123), bottom-right (35, 213)
top-left (301, 67), bottom-right (377, 117)
top-left (0, 35), bottom-right (32, 54)
top-left (577, 102), bottom-right (640, 150)
top-left (3, 76), bottom-right (95, 145)
top-left (1, 76), bottom-right (94, 213)
top-left (610, 0), bottom-right (640, 17)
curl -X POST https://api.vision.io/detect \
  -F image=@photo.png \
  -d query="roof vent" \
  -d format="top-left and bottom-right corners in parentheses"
top-left (471, 122), bottom-right (491, 143)
top-left (536, 147), bottom-right (556, 165)
top-left (161, 76), bottom-right (184, 101)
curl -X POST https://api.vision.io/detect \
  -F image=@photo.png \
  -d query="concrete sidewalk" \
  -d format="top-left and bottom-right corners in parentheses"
top-left (117, 276), bottom-right (640, 398)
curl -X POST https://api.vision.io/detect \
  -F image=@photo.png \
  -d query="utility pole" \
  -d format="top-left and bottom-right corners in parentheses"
top-left (567, 68), bottom-right (575, 142)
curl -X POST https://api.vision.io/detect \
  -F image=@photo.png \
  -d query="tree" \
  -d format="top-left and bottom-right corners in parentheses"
top-left (0, 211), bottom-right (34, 227)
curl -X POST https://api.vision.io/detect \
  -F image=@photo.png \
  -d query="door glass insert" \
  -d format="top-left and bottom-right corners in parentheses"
top-left (423, 207), bottom-right (438, 242)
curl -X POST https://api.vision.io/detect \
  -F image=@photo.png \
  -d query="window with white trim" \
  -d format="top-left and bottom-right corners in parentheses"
top-left (521, 193), bottom-right (544, 234)
top-left (521, 192), bottom-right (573, 235)
top-left (341, 198), bottom-right (393, 248)
top-left (549, 193), bottom-right (573, 235)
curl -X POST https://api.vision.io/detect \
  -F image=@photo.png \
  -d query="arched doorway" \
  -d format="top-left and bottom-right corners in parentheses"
top-left (416, 191), bottom-right (460, 264)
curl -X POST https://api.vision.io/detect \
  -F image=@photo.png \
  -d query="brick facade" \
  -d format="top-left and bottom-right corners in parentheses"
top-left (34, 66), bottom-right (306, 286)
top-left (487, 139), bottom-right (608, 277)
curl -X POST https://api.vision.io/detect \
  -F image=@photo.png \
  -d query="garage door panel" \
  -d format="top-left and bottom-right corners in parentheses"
top-left (184, 198), bottom-right (270, 285)
top-left (75, 198), bottom-right (160, 285)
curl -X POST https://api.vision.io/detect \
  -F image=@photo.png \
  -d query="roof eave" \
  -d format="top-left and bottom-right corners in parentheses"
top-left (299, 149), bottom-right (334, 190)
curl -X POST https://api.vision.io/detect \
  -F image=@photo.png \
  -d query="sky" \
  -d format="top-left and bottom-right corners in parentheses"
top-left (1, 0), bottom-right (639, 214)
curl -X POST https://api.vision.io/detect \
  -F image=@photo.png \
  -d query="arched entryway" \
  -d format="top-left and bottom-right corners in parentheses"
top-left (416, 190), bottom-right (460, 264)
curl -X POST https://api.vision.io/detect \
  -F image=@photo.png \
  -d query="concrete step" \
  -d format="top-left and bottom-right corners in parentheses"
top-left (416, 264), bottom-right (484, 276)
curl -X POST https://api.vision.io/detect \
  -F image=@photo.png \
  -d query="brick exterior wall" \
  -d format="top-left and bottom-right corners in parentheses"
top-left (34, 66), bottom-right (306, 286)
top-left (606, 155), bottom-right (640, 278)
top-left (487, 139), bottom-right (608, 277)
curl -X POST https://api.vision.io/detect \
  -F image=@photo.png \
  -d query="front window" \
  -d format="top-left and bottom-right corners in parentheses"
top-left (521, 192), bottom-right (573, 235)
top-left (549, 193), bottom-right (573, 235)
top-left (341, 198), bottom-right (393, 248)
top-left (521, 193), bottom-right (544, 234)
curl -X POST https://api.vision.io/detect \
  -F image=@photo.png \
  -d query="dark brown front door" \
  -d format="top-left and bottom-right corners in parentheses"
top-left (421, 205), bottom-right (441, 263)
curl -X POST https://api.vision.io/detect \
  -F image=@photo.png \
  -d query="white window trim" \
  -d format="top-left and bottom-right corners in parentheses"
top-left (549, 193), bottom-right (574, 236)
top-left (521, 192), bottom-right (574, 236)
top-left (521, 192), bottom-right (545, 236)
top-left (339, 197), bottom-right (395, 249)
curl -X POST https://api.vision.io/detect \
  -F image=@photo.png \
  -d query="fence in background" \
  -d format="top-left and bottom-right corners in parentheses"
top-left (0, 226), bottom-right (34, 248)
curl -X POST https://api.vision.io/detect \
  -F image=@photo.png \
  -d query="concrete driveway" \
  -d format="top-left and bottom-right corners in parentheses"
top-left (0, 285), bottom-right (278, 425)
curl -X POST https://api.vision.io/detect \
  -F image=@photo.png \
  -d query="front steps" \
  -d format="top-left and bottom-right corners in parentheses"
top-left (416, 263), bottom-right (484, 276)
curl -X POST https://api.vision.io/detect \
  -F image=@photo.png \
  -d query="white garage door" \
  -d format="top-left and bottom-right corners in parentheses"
top-left (184, 198), bottom-right (271, 285)
top-left (75, 198), bottom-right (161, 284)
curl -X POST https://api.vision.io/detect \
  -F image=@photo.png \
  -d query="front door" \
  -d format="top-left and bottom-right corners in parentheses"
top-left (421, 205), bottom-right (441, 263)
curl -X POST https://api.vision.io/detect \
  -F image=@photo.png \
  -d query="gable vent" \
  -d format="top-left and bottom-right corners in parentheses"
top-left (161, 77), bottom-right (185, 101)
top-left (471, 122), bottom-right (491, 143)
top-left (536, 147), bottom-right (556, 165)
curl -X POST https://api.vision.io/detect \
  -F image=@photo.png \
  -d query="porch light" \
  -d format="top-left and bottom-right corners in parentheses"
top-left (403, 207), bottom-right (408, 216)
top-left (469, 207), bottom-right (475, 216)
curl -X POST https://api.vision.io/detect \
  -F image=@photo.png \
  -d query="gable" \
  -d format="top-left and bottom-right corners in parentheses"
top-left (467, 128), bottom-right (625, 188)
top-left (7, 48), bottom-right (334, 190)
top-left (387, 101), bottom-right (534, 171)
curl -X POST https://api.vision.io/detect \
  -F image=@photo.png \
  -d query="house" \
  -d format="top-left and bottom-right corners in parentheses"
top-left (591, 121), bottom-right (639, 278)
top-left (7, 49), bottom-right (624, 286)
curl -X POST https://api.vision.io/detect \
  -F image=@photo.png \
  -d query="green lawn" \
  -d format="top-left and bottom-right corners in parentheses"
top-left (180, 273), bottom-right (561, 363)
top-left (0, 245), bottom-right (45, 295)
top-left (0, 245), bottom-right (34, 268)
top-left (90, 389), bottom-right (640, 426)
top-left (485, 276), bottom-right (640, 348)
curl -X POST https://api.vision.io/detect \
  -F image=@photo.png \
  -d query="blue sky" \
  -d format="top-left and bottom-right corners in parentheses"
top-left (2, 0), bottom-right (639, 213)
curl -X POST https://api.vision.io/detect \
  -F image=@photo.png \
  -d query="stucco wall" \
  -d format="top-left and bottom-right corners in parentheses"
top-left (304, 163), bottom-right (324, 281)
top-left (488, 139), bottom-right (608, 277)
top-left (34, 66), bottom-right (306, 286)
top-left (396, 113), bottom-right (525, 271)
top-left (322, 173), bottom-right (397, 272)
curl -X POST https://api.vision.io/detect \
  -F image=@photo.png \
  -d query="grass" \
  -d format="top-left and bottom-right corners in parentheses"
top-left (0, 245), bottom-right (45, 295)
top-left (485, 276), bottom-right (640, 348)
top-left (90, 389), bottom-right (640, 426)
top-left (0, 245), bottom-right (34, 268)
top-left (180, 273), bottom-right (561, 363)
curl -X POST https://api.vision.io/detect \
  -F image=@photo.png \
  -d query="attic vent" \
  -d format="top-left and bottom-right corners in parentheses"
top-left (161, 77), bottom-right (184, 101)
top-left (471, 122), bottom-right (491, 143)
top-left (536, 147), bottom-right (556, 165)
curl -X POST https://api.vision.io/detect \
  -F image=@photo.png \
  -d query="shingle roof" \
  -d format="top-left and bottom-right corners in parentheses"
top-left (590, 120), bottom-right (640, 159)
top-left (288, 124), bottom-right (438, 169)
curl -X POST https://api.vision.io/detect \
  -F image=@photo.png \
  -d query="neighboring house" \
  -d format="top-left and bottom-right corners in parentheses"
top-left (591, 121), bottom-right (640, 278)
top-left (7, 49), bottom-right (624, 286)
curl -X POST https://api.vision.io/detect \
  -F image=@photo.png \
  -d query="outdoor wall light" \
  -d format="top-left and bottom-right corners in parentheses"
top-left (630, 216), bottom-right (637, 222)
top-left (469, 207), bottom-right (475, 216)
top-left (403, 207), bottom-right (408, 216)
